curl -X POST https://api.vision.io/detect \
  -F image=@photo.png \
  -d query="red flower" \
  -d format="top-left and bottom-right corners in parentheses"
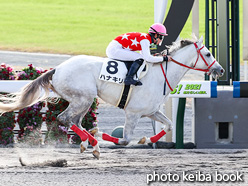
top-left (7, 66), bottom-right (13, 72)
top-left (28, 64), bottom-right (33, 70)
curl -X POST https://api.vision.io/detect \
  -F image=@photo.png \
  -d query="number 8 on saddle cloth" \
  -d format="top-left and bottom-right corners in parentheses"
top-left (99, 59), bottom-right (147, 85)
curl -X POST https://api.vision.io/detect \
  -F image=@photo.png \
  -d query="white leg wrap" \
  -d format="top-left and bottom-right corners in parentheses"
top-left (146, 138), bottom-right (151, 144)
top-left (95, 131), bottom-right (103, 138)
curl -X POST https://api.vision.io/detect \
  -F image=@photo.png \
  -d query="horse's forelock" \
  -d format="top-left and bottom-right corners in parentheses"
top-left (166, 37), bottom-right (198, 55)
top-left (180, 39), bottom-right (194, 48)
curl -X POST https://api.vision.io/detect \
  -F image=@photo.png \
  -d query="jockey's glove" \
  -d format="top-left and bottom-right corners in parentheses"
top-left (163, 55), bottom-right (168, 62)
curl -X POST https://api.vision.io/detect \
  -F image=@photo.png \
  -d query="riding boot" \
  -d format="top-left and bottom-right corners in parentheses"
top-left (124, 58), bottom-right (144, 86)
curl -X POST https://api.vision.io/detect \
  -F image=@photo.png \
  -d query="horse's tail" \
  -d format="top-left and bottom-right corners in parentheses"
top-left (0, 69), bottom-right (57, 114)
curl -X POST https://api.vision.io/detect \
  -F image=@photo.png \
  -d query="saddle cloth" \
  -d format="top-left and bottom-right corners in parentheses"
top-left (99, 59), bottom-right (148, 84)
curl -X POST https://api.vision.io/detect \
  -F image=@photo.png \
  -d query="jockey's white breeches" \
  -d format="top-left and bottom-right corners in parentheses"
top-left (106, 40), bottom-right (142, 61)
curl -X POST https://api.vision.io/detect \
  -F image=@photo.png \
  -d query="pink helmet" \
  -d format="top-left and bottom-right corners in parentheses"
top-left (148, 23), bottom-right (168, 36)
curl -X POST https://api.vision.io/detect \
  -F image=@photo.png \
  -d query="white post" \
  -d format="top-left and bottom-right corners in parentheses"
top-left (154, 0), bottom-right (170, 142)
top-left (164, 98), bottom-right (172, 142)
top-left (245, 61), bottom-right (247, 81)
top-left (191, 98), bottom-right (195, 144)
top-left (172, 98), bottom-right (179, 142)
top-left (192, 0), bottom-right (199, 38)
top-left (243, 0), bottom-right (248, 68)
top-left (154, 0), bottom-right (168, 23)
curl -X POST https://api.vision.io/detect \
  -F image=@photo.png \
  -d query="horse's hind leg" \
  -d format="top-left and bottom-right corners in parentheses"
top-left (70, 114), bottom-right (90, 153)
top-left (57, 99), bottom-right (100, 159)
top-left (73, 113), bottom-right (100, 159)
top-left (138, 110), bottom-right (172, 144)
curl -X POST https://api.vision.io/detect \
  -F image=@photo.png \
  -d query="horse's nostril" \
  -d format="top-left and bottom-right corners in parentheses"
top-left (221, 69), bottom-right (224, 73)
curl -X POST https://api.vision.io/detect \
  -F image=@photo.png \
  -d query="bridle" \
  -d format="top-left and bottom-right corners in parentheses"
top-left (160, 42), bottom-right (216, 92)
top-left (171, 43), bottom-right (216, 72)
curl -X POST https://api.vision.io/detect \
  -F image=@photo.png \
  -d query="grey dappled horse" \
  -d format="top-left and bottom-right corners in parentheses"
top-left (0, 36), bottom-right (224, 159)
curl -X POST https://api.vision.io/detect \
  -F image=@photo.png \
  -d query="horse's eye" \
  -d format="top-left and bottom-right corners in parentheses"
top-left (206, 53), bottom-right (211, 57)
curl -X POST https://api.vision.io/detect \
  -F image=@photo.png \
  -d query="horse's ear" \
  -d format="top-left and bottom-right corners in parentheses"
top-left (180, 40), bottom-right (187, 46)
top-left (198, 36), bottom-right (204, 44)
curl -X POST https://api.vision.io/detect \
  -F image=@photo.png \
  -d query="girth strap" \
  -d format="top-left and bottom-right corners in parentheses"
top-left (117, 85), bottom-right (131, 109)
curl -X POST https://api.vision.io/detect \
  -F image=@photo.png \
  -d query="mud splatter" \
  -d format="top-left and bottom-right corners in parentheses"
top-left (19, 157), bottom-right (67, 167)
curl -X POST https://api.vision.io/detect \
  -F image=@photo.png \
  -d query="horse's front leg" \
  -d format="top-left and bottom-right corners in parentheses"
top-left (118, 113), bottom-right (140, 145)
top-left (91, 113), bottom-right (140, 146)
top-left (138, 110), bottom-right (172, 144)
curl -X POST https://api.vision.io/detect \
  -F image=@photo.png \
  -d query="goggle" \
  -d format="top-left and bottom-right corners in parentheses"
top-left (158, 35), bottom-right (164, 40)
top-left (150, 26), bottom-right (165, 40)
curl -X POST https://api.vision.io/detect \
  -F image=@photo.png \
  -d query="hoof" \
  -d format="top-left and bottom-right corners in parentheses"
top-left (89, 127), bottom-right (99, 135)
top-left (92, 150), bottom-right (100, 160)
top-left (118, 139), bottom-right (129, 146)
top-left (80, 144), bottom-right (86, 153)
top-left (138, 137), bottom-right (146, 144)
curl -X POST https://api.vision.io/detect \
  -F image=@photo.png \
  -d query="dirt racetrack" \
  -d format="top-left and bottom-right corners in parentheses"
top-left (0, 147), bottom-right (248, 186)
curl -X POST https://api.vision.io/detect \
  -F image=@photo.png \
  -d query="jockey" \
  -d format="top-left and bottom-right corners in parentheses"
top-left (106, 23), bottom-right (172, 86)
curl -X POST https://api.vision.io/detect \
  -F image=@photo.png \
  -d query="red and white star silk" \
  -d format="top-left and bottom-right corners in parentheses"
top-left (114, 32), bottom-right (152, 51)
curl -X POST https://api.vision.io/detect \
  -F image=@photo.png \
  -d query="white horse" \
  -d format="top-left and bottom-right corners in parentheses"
top-left (0, 36), bottom-right (224, 159)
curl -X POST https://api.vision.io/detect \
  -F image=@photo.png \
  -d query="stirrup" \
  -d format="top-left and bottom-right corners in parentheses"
top-left (124, 77), bottom-right (142, 86)
top-left (134, 80), bottom-right (142, 86)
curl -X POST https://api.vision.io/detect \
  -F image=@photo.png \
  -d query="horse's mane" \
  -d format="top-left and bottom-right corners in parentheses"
top-left (165, 36), bottom-right (198, 56)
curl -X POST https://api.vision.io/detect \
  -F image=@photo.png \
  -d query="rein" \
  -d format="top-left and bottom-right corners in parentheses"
top-left (160, 63), bottom-right (173, 92)
top-left (160, 42), bottom-right (216, 92)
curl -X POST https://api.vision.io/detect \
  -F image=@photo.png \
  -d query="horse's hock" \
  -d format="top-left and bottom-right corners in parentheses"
top-left (194, 90), bottom-right (248, 148)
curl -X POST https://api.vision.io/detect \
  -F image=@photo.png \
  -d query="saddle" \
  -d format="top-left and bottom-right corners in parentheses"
top-left (99, 59), bottom-right (148, 109)
top-left (116, 60), bottom-right (147, 109)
